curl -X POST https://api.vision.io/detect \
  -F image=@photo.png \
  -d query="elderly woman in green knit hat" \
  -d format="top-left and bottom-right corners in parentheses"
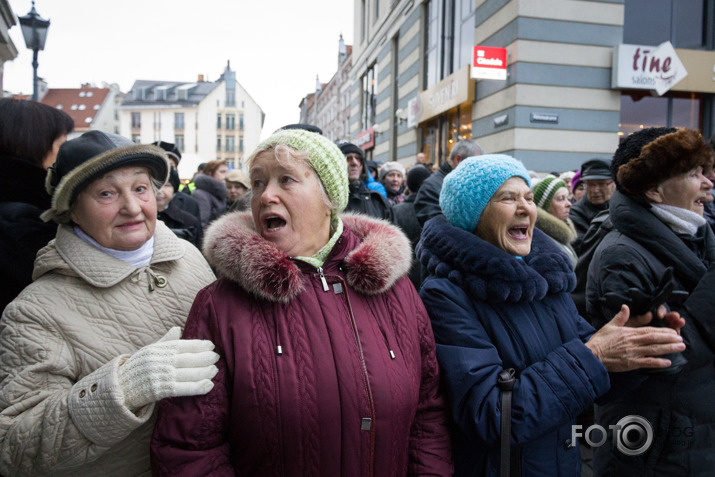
top-left (533, 176), bottom-right (578, 266)
top-left (152, 127), bottom-right (453, 476)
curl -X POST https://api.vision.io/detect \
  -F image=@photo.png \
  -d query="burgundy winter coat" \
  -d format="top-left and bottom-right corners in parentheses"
top-left (151, 212), bottom-right (453, 477)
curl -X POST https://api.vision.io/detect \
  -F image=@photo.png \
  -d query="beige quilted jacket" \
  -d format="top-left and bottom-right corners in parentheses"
top-left (0, 221), bottom-right (215, 476)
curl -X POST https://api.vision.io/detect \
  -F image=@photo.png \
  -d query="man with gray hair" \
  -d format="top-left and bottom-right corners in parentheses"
top-left (413, 139), bottom-right (485, 226)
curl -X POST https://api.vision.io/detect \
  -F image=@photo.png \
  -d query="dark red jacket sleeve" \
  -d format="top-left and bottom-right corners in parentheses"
top-left (406, 284), bottom-right (454, 476)
top-left (151, 288), bottom-right (235, 477)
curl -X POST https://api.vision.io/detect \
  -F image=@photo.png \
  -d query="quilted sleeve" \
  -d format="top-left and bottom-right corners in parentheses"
top-left (151, 287), bottom-right (234, 477)
top-left (407, 284), bottom-right (454, 476)
top-left (0, 301), bottom-right (151, 476)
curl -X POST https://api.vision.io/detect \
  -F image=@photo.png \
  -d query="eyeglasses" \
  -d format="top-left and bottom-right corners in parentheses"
top-left (584, 180), bottom-right (614, 190)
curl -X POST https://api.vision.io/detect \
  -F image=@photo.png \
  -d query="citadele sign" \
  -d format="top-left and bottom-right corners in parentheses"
top-left (472, 46), bottom-right (507, 80)
top-left (612, 41), bottom-right (688, 96)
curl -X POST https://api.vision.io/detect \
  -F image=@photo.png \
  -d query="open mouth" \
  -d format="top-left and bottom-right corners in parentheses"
top-left (264, 215), bottom-right (287, 232)
top-left (507, 225), bottom-right (529, 240)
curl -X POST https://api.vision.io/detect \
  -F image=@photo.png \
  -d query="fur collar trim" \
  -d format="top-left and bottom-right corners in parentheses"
top-left (202, 212), bottom-right (411, 303)
top-left (417, 215), bottom-right (575, 303)
top-left (535, 208), bottom-right (577, 245)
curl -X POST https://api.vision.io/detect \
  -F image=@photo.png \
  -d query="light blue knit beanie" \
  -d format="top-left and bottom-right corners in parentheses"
top-left (440, 154), bottom-right (532, 232)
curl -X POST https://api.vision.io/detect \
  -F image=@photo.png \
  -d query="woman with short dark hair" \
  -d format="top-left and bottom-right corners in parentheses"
top-left (0, 98), bottom-right (74, 312)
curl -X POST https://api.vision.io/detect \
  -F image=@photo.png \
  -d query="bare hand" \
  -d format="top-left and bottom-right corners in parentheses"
top-left (586, 305), bottom-right (686, 372)
top-left (624, 305), bottom-right (686, 335)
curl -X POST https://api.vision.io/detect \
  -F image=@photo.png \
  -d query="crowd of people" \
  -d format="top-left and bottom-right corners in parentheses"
top-left (0, 98), bottom-right (713, 476)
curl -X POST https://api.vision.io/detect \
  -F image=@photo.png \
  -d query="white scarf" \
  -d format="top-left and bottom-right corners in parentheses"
top-left (650, 203), bottom-right (706, 236)
top-left (74, 226), bottom-right (154, 267)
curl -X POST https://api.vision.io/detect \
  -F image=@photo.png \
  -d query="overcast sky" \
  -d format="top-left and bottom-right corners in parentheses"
top-left (4, 0), bottom-right (354, 139)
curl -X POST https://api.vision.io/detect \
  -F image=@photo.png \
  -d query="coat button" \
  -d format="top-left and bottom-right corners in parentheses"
top-left (79, 390), bottom-right (86, 398)
top-left (90, 384), bottom-right (98, 392)
top-left (563, 438), bottom-right (573, 450)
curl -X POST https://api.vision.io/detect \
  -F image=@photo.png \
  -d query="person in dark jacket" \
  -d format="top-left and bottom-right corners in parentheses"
top-left (192, 159), bottom-right (228, 227)
top-left (156, 168), bottom-right (203, 247)
top-left (573, 127), bottom-right (677, 319)
top-left (151, 127), bottom-right (453, 476)
top-left (413, 139), bottom-right (484, 226)
top-left (152, 140), bottom-right (201, 220)
top-left (0, 98), bottom-right (74, 313)
top-left (586, 128), bottom-right (715, 476)
top-left (340, 142), bottom-right (393, 220)
top-left (417, 154), bottom-right (685, 477)
top-left (393, 164), bottom-right (432, 288)
top-left (570, 158), bottom-right (615, 251)
top-left (533, 176), bottom-right (578, 266)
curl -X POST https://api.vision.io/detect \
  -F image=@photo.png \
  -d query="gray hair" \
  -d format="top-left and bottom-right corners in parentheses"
top-left (449, 139), bottom-right (485, 165)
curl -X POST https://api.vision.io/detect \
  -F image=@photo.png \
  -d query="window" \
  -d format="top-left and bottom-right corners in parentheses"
top-left (423, 0), bottom-right (475, 88)
top-left (619, 91), bottom-right (702, 138)
top-left (131, 112), bottom-right (141, 129)
top-left (226, 113), bottom-right (236, 130)
top-left (361, 0), bottom-right (367, 42)
top-left (174, 112), bottom-right (185, 130)
top-left (217, 114), bottom-right (222, 129)
top-left (131, 134), bottom-right (141, 144)
top-left (624, 0), bottom-right (707, 49)
top-left (239, 137), bottom-right (244, 153)
top-left (226, 136), bottom-right (235, 152)
top-left (239, 114), bottom-right (244, 130)
top-left (226, 90), bottom-right (236, 107)
top-left (175, 135), bottom-right (185, 152)
top-left (361, 64), bottom-right (378, 130)
top-left (375, 0), bottom-right (379, 20)
top-left (226, 158), bottom-right (235, 168)
top-left (217, 137), bottom-right (222, 152)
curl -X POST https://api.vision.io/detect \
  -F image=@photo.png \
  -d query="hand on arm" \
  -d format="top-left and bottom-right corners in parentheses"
top-left (118, 327), bottom-right (219, 411)
top-left (586, 305), bottom-right (686, 372)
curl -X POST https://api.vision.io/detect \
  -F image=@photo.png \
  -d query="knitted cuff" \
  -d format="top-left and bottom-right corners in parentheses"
top-left (68, 356), bottom-right (154, 447)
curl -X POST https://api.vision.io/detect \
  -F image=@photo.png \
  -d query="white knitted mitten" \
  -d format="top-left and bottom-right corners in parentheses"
top-left (117, 327), bottom-right (219, 410)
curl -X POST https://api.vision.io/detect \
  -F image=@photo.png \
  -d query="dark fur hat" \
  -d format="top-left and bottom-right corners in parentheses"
top-left (617, 128), bottom-right (713, 197)
top-left (611, 127), bottom-right (676, 190)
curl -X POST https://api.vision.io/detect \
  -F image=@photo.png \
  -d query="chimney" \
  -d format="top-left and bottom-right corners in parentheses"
top-left (198, 74), bottom-right (205, 82)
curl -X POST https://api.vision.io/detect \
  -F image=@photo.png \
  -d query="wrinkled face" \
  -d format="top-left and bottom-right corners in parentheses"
top-left (573, 182), bottom-right (585, 202)
top-left (647, 166), bottom-right (714, 216)
top-left (226, 181), bottom-right (248, 202)
top-left (585, 179), bottom-right (615, 205)
top-left (213, 165), bottom-right (228, 182)
top-left (71, 166), bottom-right (157, 251)
top-left (548, 187), bottom-right (572, 222)
top-left (476, 177), bottom-right (536, 257)
top-left (346, 153), bottom-right (363, 181)
top-left (383, 170), bottom-right (404, 192)
top-left (155, 183), bottom-right (174, 211)
top-left (251, 150), bottom-right (331, 257)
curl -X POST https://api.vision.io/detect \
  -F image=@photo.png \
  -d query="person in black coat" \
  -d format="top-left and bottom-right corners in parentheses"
top-left (156, 168), bottom-right (203, 248)
top-left (570, 158), bottom-right (615, 251)
top-left (392, 165), bottom-right (431, 288)
top-left (151, 140), bottom-right (201, 220)
top-left (413, 139), bottom-right (484, 226)
top-left (0, 98), bottom-right (74, 313)
top-left (587, 128), bottom-right (715, 476)
top-left (339, 142), bottom-right (392, 221)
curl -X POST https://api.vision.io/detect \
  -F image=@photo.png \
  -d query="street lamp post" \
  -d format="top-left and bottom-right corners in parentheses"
top-left (18, 1), bottom-right (50, 102)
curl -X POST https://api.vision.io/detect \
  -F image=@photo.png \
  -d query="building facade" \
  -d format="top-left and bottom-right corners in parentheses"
top-left (0, 0), bottom-right (18, 93)
top-left (120, 63), bottom-right (264, 179)
top-left (40, 84), bottom-right (122, 139)
top-left (299, 36), bottom-right (354, 143)
top-left (347, 0), bottom-right (715, 172)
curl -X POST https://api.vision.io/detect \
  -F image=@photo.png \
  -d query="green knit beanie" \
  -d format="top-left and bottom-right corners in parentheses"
top-left (533, 177), bottom-right (567, 211)
top-left (248, 129), bottom-right (349, 213)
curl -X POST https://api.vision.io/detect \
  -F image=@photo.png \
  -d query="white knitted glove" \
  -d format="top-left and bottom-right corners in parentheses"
top-left (117, 327), bottom-right (219, 411)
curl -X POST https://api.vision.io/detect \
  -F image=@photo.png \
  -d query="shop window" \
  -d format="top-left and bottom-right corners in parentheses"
top-left (421, 104), bottom-right (472, 165)
top-left (624, 0), bottom-right (707, 49)
top-left (619, 91), bottom-right (702, 139)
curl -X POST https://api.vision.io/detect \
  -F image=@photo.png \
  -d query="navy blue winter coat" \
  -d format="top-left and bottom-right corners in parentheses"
top-left (417, 215), bottom-right (612, 477)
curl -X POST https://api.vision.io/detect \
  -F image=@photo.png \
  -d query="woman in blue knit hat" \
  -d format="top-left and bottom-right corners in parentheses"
top-left (416, 154), bottom-right (686, 476)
